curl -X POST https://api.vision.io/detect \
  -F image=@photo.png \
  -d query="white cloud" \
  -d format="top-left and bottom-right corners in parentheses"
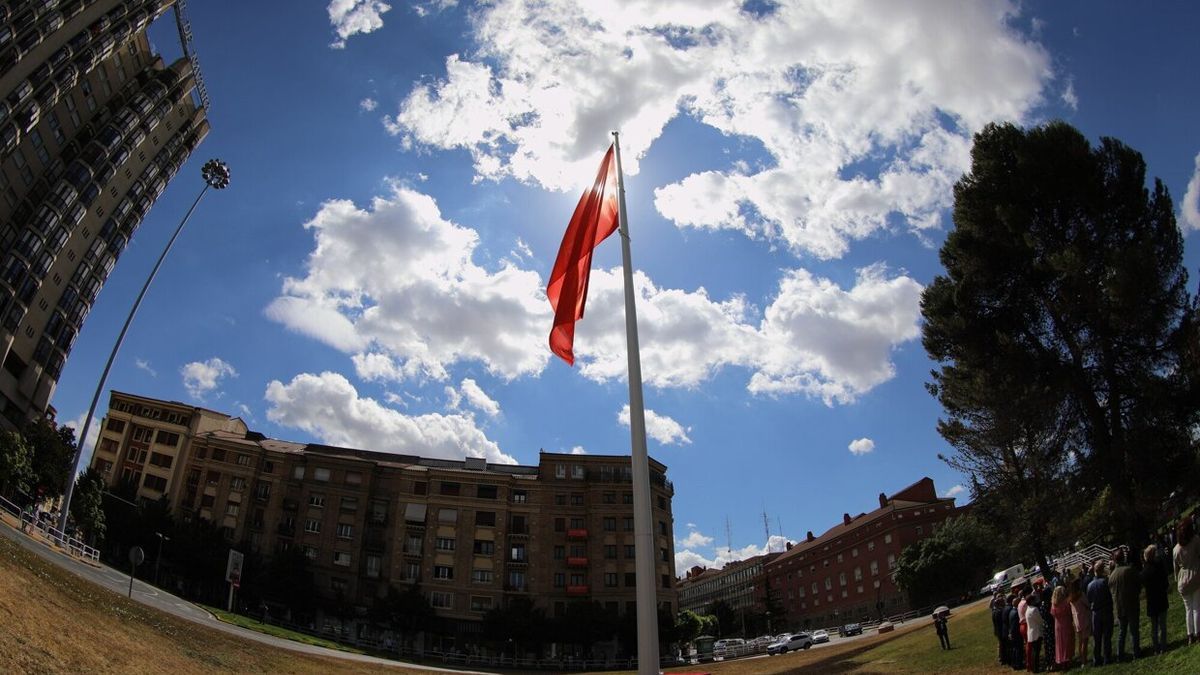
top-left (848, 437), bottom-right (875, 455)
top-left (443, 385), bottom-right (462, 410)
top-left (390, 0), bottom-right (1050, 258)
top-left (265, 371), bottom-right (516, 464)
top-left (942, 484), bottom-right (967, 499)
top-left (328, 0), bottom-right (390, 49)
top-left (1181, 151), bottom-right (1200, 232)
top-left (134, 358), bottom-right (157, 377)
top-left (266, 185), bottom-right (551, 383)
top-left (181, 357), bottom-right (237, 400)
top-left (236, 403), bottom-right (254, 420)
top-left (674, 535), bottom-right (794, 572)
top-left (679, 529), bottom-right (714, 548)
top-left (63, 411), bottom-right (101, 468)
top-left (569, 446), bottom-right (587, 455)
top-left (1061, 79), bottom-right (1078, 111)
top-left (459, 378), bottom-right (500, 416)
top-left (618, 404), bottom-right (692, 445)
top-left (413, 0), bottom-right (457, 18)
top-left (360, 97), bottom-right (378, 112)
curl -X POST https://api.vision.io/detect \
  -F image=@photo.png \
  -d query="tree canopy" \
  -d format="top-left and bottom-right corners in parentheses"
top-left (922, 121), bottom-right (1198, 554)
top-left (893, 515), bottom-right (997, 607)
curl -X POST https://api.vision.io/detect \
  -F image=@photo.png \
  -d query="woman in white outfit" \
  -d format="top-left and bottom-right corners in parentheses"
top-left (1173, 518), bottom-right (1200, 645)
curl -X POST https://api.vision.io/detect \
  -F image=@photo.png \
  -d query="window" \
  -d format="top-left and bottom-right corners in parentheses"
top-left (430, 592), bottom-right (453, 609)
top-left (333, 552), bottom-right (351, 567)
top-left (212, 449), bottom-right (226, 462)
top-left (313, 468), bottom-right (330, 481)
top-left (237, 454), bottom-right (251, 466)
top-left (304, 519), bottom-right (321, 534)
top-left (436, 537), bottom-right (456, 551)
top-left (623, 493), bottom-right (633, 504)
top-left (345, 471), bottom-right (362, 485)
top-left (201, 494), bottom-right (215, 508)
top-left (305, 546), bottom-right (319, 560)
top-left (915, 525), bottom-right (924, 536)
top-left (825, 577), bottom-right (832, 590)
top-left (255, 482), bottom-right (271, 500)
top-left (659, 521), bottom-right (668, 535)
top-left (625, 545), bottom-right (635, 559)
top-left (854, 566), bottom-right (863, 581)
top-left (839, 572), bottom-right (847, 586)
top-left (473, 540), bottom-right (495, 555)
top-left (471, 569), bottom-right (493, 584)
top-left (604, 544), bottom-right (617, 559)
top-left (413, 481), bottom-right (427, 495)
top-left (660, 548), bottom-right (669, 562)
top-left (508, 571), bottom-right (526, 590)
top-left (143, 474), bottom-right (167, 491)
top-left (837, 553), bottom-right (843, 563)
top-left (336, 523), bottom-right (353, 539)
top-left (476, 484), bottom-right (497, 499)
top-left (293, 466), bottom-right (305, 480)
top-left (105, 418), bottom-right (125, 433)
top-left (438, 508), bottom-right (458, 523)
top-left (884, 533), bottom-right (892, 544)
top-left (553, 572), bottom-right (565, 588)
top-left (475, 511), bottom-right (496, 526)
top-left (555, 494), bottom-right (567, 506)
top-left (370, 500), bottom-right (387, 523)
top-left (433, 565), bottom-right (454, 580)
top-left (148, 452), bottom-right (172, 468)
top-left (366, 555), bottom-right (381, 579)
top-left (308, 494), bottom-right (325, 508)
top-left (405, 535), bottom-right (423, 555)
top-left (155, 430), bottom-right (179, 446)
top-left (404, 562), bottom-right (420, 581)
top-left (510, 544), bottom-right (526, 561)
top-left (571, 465), bottom-right (585, 479)
top-left (603, 517), bottom-right (616, 532)
top-left (625, 573), bottom-right (636, 587)
top-left (605, 572), bottom-right (618, 587)
top-left (511, 490), bottom-right (527, 504)
top-left (440, 481), bottom-right (461, 496)
top-left (570, 494), bottom-right (584, 506)
top-left (554, 518), bottom-right (565, 532)
top-left (470, 596), bottom-right (493, 612)
top-left (570, 517), bottom-right (584, 529)
top-left (555, 464), bottom-right (566, 478)
top-left (340, 496), bottom-right (358, 511)
top-left (553, 545), bottom-right (565, 560)
top-left (131, 427), bottom-right (153, 443)
top-left (852, 547), bottom-right (858, 558)
top-left (623, 517), bottom-right (634, 531)
top-left (230, 477), bottom-right (246, 491)
top-left (603, 492), bottom-right (616, 504)
top-left (888, 553), bottom-right (896, 569)
top-left (868, 541), bottom-right (875, 551)
top-left (870, 561), bottom-right (879, 576)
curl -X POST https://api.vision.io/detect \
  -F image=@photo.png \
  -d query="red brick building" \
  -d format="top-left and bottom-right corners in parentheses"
top-left (764, 477), bottom-right (962, 629)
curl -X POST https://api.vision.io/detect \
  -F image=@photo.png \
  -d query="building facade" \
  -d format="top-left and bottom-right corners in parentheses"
top-left (0, 0), bottom-right (209, 426)
top-left (91, 391), bottom-right (677, 647)
top-left (677, 552), bottom-right (780, 616)
top-left (764, 477), bottom-right (961, 629)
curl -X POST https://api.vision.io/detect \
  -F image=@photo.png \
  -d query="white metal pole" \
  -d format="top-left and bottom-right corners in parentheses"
top-left (611, 131), bottom-right (660, 674)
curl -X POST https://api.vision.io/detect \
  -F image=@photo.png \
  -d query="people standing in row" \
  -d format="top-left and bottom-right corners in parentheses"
top-left (1142, 544), bottom-right (1170, 655)
top-left (1108, 548), bottom-right (1141, 660)
top-left (1175, 518), bottom-right (1200, 645)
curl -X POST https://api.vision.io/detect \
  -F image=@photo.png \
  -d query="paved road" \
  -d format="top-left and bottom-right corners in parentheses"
top-left (0, 522), bottom-right (485, 673)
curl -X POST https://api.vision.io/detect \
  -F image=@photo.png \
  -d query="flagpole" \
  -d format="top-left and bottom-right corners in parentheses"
top-left (611, 131), bottom-right (660, 674)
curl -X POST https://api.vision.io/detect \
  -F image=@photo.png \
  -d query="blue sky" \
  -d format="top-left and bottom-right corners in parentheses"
top-left (55, 1), bottom-right (1200, 573)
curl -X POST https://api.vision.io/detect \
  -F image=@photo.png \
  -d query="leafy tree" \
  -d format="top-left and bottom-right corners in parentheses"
top-left (674, 609), bottom-right (704, 646)
top-left (893, 515), bottom-right (998, 607)
top-left (21, 418), bottom-right (76, 497)
top-left (69, 468), bottom-right (107, 545)
top-left (257, 545), bottom-right (318, 617)
top-left (0, 430), bottom-right (33, 498)
top-left (922, 121), bottom-right (1197, 553)
top-left (376, 583), bottom-right (435, 647)
top-left (706, 599), bottom-right (738, 637)
top-left (482, 596), bottom-right (547, 656)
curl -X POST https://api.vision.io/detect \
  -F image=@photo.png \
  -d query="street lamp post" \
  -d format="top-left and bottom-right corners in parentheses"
top-left (58, 160), bottom-right (231, 533)
top-left (154, 531), bottom-right (170, 586)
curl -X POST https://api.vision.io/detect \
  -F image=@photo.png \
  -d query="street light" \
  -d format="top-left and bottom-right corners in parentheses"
top-left (58, 159), bottom-right (231, 532)
top-left (154, 531), bottom-right (170, 586)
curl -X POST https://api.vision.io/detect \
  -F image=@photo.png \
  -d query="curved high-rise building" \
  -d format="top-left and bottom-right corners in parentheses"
top-left (0, 0), bottom-right (209, 427)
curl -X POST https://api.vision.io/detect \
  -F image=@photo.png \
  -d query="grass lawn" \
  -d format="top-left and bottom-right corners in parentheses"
top-left (201, 605), bottom-right (368, 655)
top-left (0, 534), bottom-right (426, 674)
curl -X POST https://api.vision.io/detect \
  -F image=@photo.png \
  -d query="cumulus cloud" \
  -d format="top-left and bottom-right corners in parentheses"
top-left (1181, 151), bottom-right (1200, 232)
top-left (569, 446), bottom-right (587, 455)
top-left (181, 357), bottom-right (237, 400)
top-left (360, 97), bottom-right (378, 112)
top-left (679, 529), bottom-right (714, 549)
top-left (618, 404), bottom-right (692, 445)
top-left (942, 484), bottom-right (967, 499)
top-left (265, 371), bottom-right (516, 464)
top-left (389, 0), bottom-right (1050, 258)
top-left (675, 535), bottom-right (794, 573)
top-left (328, 0), bottom-right (390, 49)
top-left (460, 378), bottom-right (501, 417)
top-left (266, 185), bottom-right (550, 382)
top-left (848, 437), bottom-right (875, 455)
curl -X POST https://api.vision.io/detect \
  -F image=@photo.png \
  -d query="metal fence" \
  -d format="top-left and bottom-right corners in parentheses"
top-left (0, 493), bottom-right (100, 562)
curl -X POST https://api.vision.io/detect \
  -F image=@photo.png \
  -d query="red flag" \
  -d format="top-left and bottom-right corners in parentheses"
top-left (547, 145), bottom-right (620, 365)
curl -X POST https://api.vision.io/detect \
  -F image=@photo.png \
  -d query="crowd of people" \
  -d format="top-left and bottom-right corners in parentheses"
top-left (989, 518), bottom-right (1200, 671)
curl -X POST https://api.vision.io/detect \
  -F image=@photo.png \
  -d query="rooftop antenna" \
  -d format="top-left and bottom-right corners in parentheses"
top-left (763, 508), bottom-right (772, 552)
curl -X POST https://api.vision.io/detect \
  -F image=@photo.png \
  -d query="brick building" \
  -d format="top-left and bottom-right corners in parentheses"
top-left (764, 477), bottom-right (961, 629)
top-left (90, 390), bottom-right (677, 650)
top-left (677, 552), bottom-right (781, 615)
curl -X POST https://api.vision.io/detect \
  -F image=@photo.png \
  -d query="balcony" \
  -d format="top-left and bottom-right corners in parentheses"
top-left (566, 585), bottom-right (590, 596)
top-left (503, 583), bottom-right (529, 593)
top-left (507, 525), bottom-right (529, 538)
top-left (567, 528), bottom-right (588, 540)
top-left (276, 524), bottom-right (294, 537)
top-left (566, 556), bottom-right (588, 568)
top-left (507, 556), bottom-right (528, 566)
top-left (364, 535), bottom-right (386, 553)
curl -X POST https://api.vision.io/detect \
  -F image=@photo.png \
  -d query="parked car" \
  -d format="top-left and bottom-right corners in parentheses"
top-left (811, 629), bottom-right (830, 643)
top-left (713, 638), bottom-right (745, 658)
top-left (877, 621), bottom-right (894, 634)
top-left (767, 632), bottom-right (813, 655)
top-left (841, 623), bottom-right (863, 636)
top-left (980, 563), bottom-right (1026, 595)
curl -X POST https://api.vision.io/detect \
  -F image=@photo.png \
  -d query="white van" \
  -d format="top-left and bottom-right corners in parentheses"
top-left (713, 638), bottom-right (746, 658)
top-left (980, 564), bottom-right (1025, 595)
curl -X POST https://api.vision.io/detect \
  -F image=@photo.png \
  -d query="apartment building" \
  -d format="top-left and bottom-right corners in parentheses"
top-left (677, 552), bottom-right (781, 616)
top-left (0, 0), bottom-right (209, 426)
top-left (764, 477), bottom-right (962, 629)
top-left (90, 391), bottom-right (677, 646)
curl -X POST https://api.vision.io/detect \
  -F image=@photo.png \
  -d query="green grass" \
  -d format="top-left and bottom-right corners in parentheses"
top-left (201, 605), bottom-right (368, 655)
top-left (845, 591), bottom-right (1200, 674)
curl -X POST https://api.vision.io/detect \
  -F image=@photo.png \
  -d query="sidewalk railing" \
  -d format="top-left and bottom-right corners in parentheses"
top-left (0, 493), bottom-right (100, 562)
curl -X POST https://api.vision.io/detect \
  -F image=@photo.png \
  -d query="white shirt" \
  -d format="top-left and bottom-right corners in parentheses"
top-left (1026, 606), bottom-right (1045, 642)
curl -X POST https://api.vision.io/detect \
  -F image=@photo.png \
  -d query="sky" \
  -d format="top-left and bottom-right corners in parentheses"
top-left (52, 0), bottom-right (1200, 575)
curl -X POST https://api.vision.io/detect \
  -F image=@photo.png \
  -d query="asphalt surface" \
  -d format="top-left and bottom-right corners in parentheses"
top-left (0, 521), bottom-right (486, 673)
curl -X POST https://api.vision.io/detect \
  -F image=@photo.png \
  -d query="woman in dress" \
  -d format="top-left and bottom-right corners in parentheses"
top-left (1050, 585), bottom-right (1074, 670)
top-left (1068, 578), bottom-right (1091, 666)
top-left (1174, 518), bottom-right (1200, 645)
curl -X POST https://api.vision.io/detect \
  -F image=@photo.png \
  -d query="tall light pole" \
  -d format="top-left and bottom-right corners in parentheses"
top-left (58, 159), bottom-right (231, 532)
top-left (154, 531), bottom-right (170, 586)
